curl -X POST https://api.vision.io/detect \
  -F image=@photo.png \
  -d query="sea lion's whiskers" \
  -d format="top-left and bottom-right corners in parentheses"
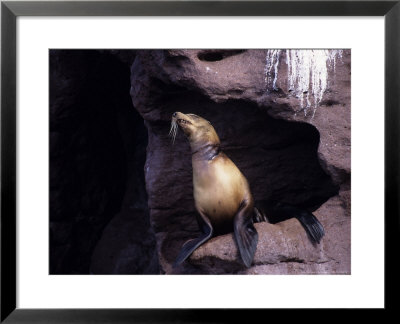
top-left (169, 120), bottom-right (178, 144)
top-left (173, 124), bottom-right (178, 143)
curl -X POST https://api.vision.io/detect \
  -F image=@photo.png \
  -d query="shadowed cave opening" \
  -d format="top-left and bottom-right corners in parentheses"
top-left (197, 49), bottom-right (247, 62)
top-left (49, 50), bottom-right (158, 274)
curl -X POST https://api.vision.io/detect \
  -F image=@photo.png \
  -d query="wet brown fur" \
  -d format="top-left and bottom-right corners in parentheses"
top-left (172, 112), bottom-right (254, 234)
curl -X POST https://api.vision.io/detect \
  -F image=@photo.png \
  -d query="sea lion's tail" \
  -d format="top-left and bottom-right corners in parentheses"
top-left (253, 201), bottom-right (325, 244)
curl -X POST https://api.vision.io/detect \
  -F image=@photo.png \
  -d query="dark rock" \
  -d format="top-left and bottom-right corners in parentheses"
top-left (50, 50), bottom-right (158, 274)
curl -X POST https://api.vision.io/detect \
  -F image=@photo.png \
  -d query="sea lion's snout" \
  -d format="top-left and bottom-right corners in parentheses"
top-left (177, 119), bottom-right (191, 125)
top-left (172, 111), bottom-right (184, 119)
top-left (173, 112), bottom-right (192, 126)
top-left (170, 112), bottom-right (219, 148)
top-left (170, 112), bottom-right (194, 143)
top-left (172, 112), bottom-right (194, 134)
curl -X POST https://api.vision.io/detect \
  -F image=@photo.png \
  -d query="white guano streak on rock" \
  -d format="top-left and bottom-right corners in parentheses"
top-left (265, 49), bottom-right (343, 118)
top-left (264, 49), bottom-right (282, 91)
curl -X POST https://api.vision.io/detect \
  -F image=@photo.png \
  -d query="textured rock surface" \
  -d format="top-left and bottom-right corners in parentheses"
top-left (264, 50), bottom-right (351, 188)
top-left (130, 49), bottom-right (350, 274)
top-left (190, 194), bottom-right (350, 274)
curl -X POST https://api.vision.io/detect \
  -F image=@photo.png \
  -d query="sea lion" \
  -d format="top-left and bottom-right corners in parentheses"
top-left (170, 112), bottom-right (327, 268)
top-left (170, 112), bottom-right (258, 267)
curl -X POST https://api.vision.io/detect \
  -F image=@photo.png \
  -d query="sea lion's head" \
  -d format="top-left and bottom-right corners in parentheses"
top-left (170, 112), bottom-right (220, 150)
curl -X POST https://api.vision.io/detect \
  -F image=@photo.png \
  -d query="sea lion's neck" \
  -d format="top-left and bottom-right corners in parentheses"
top-left (191, 142), bottom-right (221, 161)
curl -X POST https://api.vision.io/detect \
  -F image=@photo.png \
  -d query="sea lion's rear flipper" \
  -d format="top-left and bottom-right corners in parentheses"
top-left (253, 206), bottom-right (268, 223)
top-left (255, 201), bottom-right (325, 244)
top-left (234, 200), bottom-right (258, 268)
top-left (272, 203), bottom-right (325, 244)
top-left (174, 212), bottom-right (213, 266)
top-left (294, 209), bottom-right (325, 244)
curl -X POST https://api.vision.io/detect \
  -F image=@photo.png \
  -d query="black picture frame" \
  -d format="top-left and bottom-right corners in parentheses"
top-left (1, 0), bottom-right (398, 322)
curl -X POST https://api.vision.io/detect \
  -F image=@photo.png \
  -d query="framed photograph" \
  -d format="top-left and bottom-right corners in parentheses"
top-left (1, 0), bottom-right (398, 321)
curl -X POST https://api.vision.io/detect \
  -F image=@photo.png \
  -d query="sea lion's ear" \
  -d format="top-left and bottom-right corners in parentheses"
top-left (208, 121), bottom-right (211, 124)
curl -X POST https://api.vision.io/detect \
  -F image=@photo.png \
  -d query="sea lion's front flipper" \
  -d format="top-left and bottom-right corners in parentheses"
top-left (174, 212), bottom-right (213, 266)
top-left (234, 200), bottom-right (258, 268)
